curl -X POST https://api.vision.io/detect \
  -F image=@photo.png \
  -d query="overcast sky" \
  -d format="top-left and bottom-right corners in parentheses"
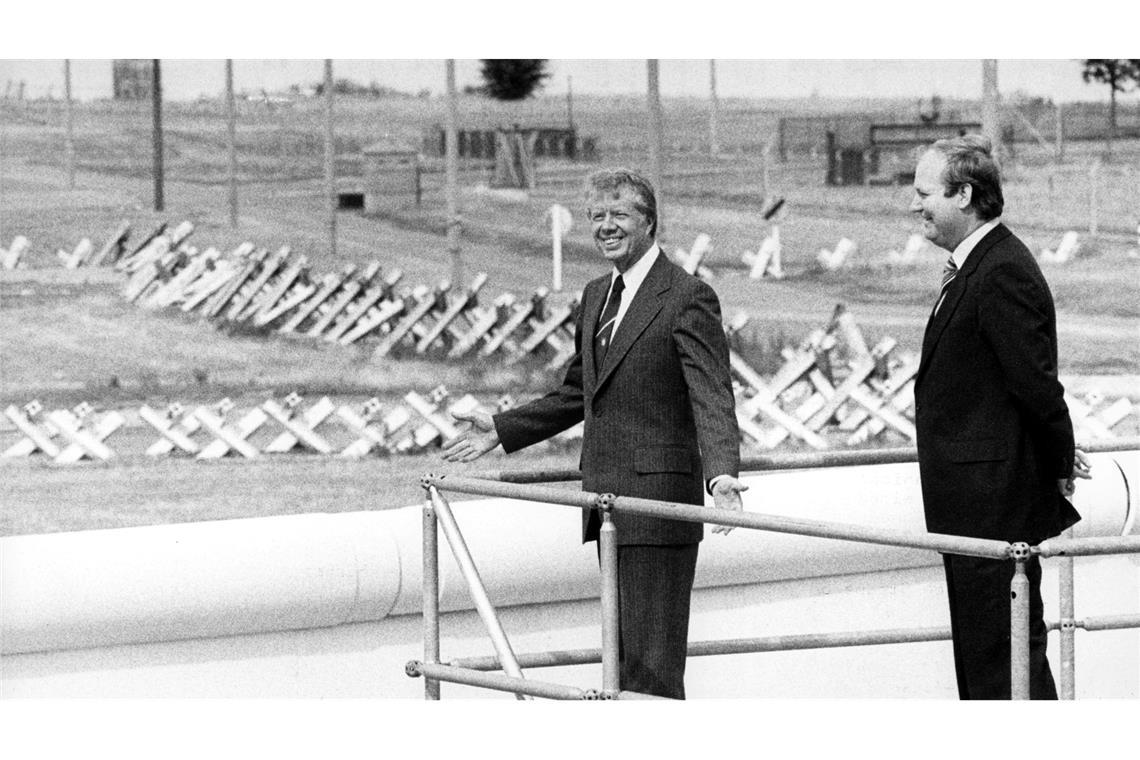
top-left (0, 59), bottom-right (1126, 103)
top-left (3, 2), bottom-right (1132, 104)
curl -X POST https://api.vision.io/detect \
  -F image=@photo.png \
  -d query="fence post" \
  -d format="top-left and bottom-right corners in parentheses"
top-left (421, 483), bottom-right (441, 700)
top-left (598, 495), bottom-right (621, 698)
top-left (1009, 543), bottom-right (1031, 700)
top-left (323, 59), bottom-right (336, 258)
top-left (1054, 102), bottom-right (1064, 164)
top-left (64, 59), bottom-right (75, 189)
top-left (1058, 527), bottom-right (1076, 699)
top-left (225, 60), bottom-right (239, 228)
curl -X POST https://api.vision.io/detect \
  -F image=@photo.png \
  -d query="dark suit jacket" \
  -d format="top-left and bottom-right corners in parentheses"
top-left (915, 224), bottom-right (1080, 544)
top-left (494, 252), bottom-right (741, 545)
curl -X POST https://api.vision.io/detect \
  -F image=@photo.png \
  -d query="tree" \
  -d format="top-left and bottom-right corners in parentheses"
top-left (478, 60), bottom-right (549, 101)
top-left (1081, 59), bottom-right (1140, 158)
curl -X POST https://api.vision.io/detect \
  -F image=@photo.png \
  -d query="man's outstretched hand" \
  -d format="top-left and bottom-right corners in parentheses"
top-left (441, 409), bottom-right (501, 463)
top-left (710, 476), bottom-right (749, 535)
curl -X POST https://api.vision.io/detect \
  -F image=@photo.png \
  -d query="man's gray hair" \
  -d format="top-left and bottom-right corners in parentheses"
top-left (583, 168), bottom-right (657, 236)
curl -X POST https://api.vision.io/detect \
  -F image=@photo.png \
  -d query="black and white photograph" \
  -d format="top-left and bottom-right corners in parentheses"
top-left (1, 4), bottom-right (1137, 756)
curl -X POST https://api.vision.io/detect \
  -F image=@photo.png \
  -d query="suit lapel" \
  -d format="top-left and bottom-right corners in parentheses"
top-left (595, 253), bottom-right (671, 394)
top-left (918, 224), bottom-right (1010, 378)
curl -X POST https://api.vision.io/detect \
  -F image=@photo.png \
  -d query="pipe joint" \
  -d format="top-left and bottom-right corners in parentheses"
top-left (1009, 542), bottom-right (1031, 561)
top-left (581, 689), bottom-right (602, 700)
top-left (420, 473), bottom-right (441, 491)
top-left (595, 493), bottom-right (617, 512)
top-left (1060, 618), bottom-right (1078, 632)
top-left (405, 660), bottom-right (424, 678)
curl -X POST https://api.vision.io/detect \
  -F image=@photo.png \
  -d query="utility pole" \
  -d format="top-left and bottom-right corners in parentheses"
top-left (567, 75), bottom-right (574, 129)
top-left (708, 59), bottom-right (719, 157)
top-left (647, 59), bottom-right (665, 240)
top-left (324, 59), bottom-right (336, 258)
top-left (64, 59), bottom-right (75, 189)
top-left (225, 59), bottom-right (239, 228)
top-left (981, 59), bottom-right (1002, 158)
top-left (152, 59), bottom-right (165, 212)
top-left (445, 59), bottom-right (462, 287)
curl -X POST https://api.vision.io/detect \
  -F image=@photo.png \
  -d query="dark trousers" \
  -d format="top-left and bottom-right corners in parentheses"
top-left (942, 553), bottom-right (1057, 700)
top-left (598, 543), bottom-right (699, 699)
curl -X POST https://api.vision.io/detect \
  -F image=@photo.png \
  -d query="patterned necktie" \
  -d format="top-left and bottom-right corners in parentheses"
top-left (594, 275), bottom-right (625, 366)
top-left (940, 256), bottom-right (958, 291)
top-left (934, 256), bottom-right (958, 315)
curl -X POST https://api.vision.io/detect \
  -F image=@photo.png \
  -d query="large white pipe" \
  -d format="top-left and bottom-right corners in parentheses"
top-left (2, 453), bottom-right (1135, 656)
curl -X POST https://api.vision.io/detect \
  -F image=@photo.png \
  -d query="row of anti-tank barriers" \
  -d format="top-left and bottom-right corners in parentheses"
top-left (3, 335), bottom-right (1132, 464)
top-left (0, 220), bottom-right (1134, 464)
top-left (408, 440), bottom-right (1140, 700)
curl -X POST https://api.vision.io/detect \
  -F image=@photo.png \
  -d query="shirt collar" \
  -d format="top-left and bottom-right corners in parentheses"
top-left (611, 242), bottom-right (659, 296)
top-left (951, 218), bottom-right (1000, 269)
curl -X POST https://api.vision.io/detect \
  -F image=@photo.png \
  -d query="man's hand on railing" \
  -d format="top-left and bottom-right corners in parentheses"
top-left (442, 409), bottom-right (501, 463)
top-left (1058, 447), bottom-right (1093, 498)
top-left (710, 476), bottom-right (749, 536)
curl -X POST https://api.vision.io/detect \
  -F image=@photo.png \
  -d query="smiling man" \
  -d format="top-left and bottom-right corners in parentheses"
top-left (910, 135), bottom-right (1090, 699)
top-left (444, 167), bottom-right (746, 699)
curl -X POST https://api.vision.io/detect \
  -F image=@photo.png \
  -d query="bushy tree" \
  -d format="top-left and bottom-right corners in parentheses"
top-left (478, 60), bottom-right (550, 101)
top-left (1081, 59), bottom-right (1140, 155)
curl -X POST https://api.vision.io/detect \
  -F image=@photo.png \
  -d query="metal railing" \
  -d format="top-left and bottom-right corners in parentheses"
top-left (406, 438), bottom-right (1140, 700)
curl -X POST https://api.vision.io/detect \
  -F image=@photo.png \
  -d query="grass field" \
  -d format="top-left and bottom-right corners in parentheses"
top-left (2, 93), bottom-right (1137, 537)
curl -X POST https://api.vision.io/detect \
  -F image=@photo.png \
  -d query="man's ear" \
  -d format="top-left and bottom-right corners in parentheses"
top-left (956, 183), bottom-right (973, 210)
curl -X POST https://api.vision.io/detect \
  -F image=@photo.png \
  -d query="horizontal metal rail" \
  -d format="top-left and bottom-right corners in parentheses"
top-left (615, 690), bottom-right (670, 700)
top-left (407, 661), bottom-right (593, 700)
top-left (1050, 613), bottom-right (1140, 633)
top-left (1036, 535), bottom-right (1140, 558)
top-left (421, 474), bottom-right (1011, 560)
top-left (417, 436), bottom-right (1139, 700)
top-left (468, 437), bottom-right (1140, 483)
top-left (448, 609), bottom-right (1140, 673)
top-left (469, 466), bottom-right (581, 484)
top-left (742, 448), bottom-right (916, 471)
top-left (449, 625), bottom-right (955, 671)
top-left (408, 661), bottom-right (665, 701)
top-left (424, 473), bottom-right (597, 507)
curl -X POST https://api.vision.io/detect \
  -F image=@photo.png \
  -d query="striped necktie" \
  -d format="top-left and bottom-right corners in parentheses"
top-left (594, 275), bottom-right (625, 366)
top-left (934, 256), bottom-right (958, 315)
top-left (940, 256), bottom-right (958, 291)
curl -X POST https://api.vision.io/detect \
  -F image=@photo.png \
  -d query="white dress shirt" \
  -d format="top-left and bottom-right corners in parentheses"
top-left (951, 218), bottom-right (1000, 270)
top-left (934, 218), bottom-right (1000, 315)
top-left (603, 242), bottom-right (660, 338)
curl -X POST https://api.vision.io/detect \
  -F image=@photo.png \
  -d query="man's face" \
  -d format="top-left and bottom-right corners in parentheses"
top-left (909, 150), bottom-right (970, 251)
top-left (587, 187), bottom-right (655, 272)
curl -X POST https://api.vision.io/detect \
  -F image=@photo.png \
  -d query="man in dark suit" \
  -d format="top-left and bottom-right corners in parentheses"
top-left (442, 168), bottom-right (746, 699)
top-left (910, 135), bottom-right (1091, 699)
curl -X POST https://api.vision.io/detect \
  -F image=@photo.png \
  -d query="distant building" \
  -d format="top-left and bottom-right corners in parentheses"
top-left (112, 60), bottom-right (153, 100)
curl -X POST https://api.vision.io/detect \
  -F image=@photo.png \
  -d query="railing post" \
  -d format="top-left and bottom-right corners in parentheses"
top-left (1058, 527), bottom-right (1076, 699)
top-left (1009, 543), bottom-right (1031, 700)
top-left (421, 478), bottom-right (441, 700)
top-left (597, 493), bottom-right (620, 698)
